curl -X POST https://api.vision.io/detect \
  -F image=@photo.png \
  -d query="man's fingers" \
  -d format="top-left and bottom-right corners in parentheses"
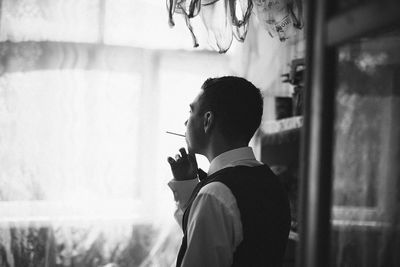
top-left (179, 147), bottom-right (187, 158)
top-left (188, 153), bottom-right (198, 166)
top-left (168, 149), bottom-right (198, 180)
top-left (167, 157), bottom-right (176, 166)
top-left (188, 153), bottom-right (195, 162)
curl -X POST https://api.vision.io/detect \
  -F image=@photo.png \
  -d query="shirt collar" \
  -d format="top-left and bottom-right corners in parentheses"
top-left (208, 147), bottom-right (257, 176)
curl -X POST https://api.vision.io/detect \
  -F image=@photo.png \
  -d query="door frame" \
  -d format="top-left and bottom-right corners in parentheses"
top-left (297, 1), bottom-right (400, 267)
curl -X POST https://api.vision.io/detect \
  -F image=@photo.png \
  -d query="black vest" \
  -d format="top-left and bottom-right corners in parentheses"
top-left (176, 165), bottom-right (291, 267)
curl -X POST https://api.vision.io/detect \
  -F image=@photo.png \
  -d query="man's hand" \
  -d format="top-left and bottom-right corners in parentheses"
top-left (167, 148), bottom-right (198, 181)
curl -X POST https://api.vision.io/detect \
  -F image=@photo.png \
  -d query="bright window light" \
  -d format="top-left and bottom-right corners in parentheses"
top-left (0, 70), bottom-right (144, 222)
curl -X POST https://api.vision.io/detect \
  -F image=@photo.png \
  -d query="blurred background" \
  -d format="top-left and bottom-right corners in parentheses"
top-left (0, 1), bottom-right (304, 266)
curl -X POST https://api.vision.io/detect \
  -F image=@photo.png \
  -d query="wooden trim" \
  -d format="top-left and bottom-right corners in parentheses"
top-left (327, 1), bottom-right (400, 46)
top-left (0, 200), bottom-right (148, 224)
top-left (297, 0), bottom-right (336, 266)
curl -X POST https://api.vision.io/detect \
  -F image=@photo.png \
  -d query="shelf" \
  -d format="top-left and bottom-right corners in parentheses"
top-left (260, 116), bottom-right (303, 134)
top-left (260, 116), bottom-right (303, 166)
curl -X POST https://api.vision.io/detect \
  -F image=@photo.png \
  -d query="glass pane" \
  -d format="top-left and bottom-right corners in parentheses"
top-left (330, 30), bottom-right (400, 266)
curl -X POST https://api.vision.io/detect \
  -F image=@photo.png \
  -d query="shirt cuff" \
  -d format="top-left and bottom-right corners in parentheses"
top-left (168, 179), bottom-right (198, 210)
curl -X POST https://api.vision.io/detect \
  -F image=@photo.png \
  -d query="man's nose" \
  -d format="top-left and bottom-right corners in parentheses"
top-left (184, 120), bottom-right (188, 126)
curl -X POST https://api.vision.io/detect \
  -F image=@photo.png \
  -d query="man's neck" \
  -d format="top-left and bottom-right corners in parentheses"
top-left (205, 136), bottom-right (248, 162)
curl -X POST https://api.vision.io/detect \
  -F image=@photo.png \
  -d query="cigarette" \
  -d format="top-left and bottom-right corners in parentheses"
top-left (166, 131), bottom-right (186, 137)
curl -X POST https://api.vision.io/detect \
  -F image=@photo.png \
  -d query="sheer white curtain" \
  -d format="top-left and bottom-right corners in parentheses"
top-left (0, 1), bottom-right (231, 266)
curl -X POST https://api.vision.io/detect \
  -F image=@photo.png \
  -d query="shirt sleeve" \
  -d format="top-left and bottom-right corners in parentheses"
top-left (168, 179), bottom-right (199, 228)
top-left (181, 183), bottom-right (242, 267)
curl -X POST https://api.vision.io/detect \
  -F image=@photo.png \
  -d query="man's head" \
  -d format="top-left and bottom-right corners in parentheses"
top-left (185, 76), bottom-right (263, 156)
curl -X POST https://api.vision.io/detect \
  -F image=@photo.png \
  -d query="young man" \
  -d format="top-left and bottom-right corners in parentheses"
top-left (167, 76), bottom-right (290, 267)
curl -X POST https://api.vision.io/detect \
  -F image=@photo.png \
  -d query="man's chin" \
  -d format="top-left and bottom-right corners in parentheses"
top-left (187, 146), bottom-right (198, 155)
top-left (186, 140), bottom-right (192, 153)
top-left (186, 141), bottom-right (202, 155)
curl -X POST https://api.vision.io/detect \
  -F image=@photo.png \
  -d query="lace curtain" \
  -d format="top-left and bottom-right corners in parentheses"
top-left (0, 1), bottom-right (229, 266)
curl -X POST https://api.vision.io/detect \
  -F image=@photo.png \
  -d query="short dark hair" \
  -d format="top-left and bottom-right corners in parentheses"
top-left (199, 76), bottom-right (263, 143)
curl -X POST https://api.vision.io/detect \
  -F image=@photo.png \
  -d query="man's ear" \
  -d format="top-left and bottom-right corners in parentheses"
top-left (203, 111), bottom-right (214, 134)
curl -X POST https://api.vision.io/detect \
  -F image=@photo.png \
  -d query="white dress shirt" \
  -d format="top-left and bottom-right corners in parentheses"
top-left (168, 147), bottom-right (263, 267)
